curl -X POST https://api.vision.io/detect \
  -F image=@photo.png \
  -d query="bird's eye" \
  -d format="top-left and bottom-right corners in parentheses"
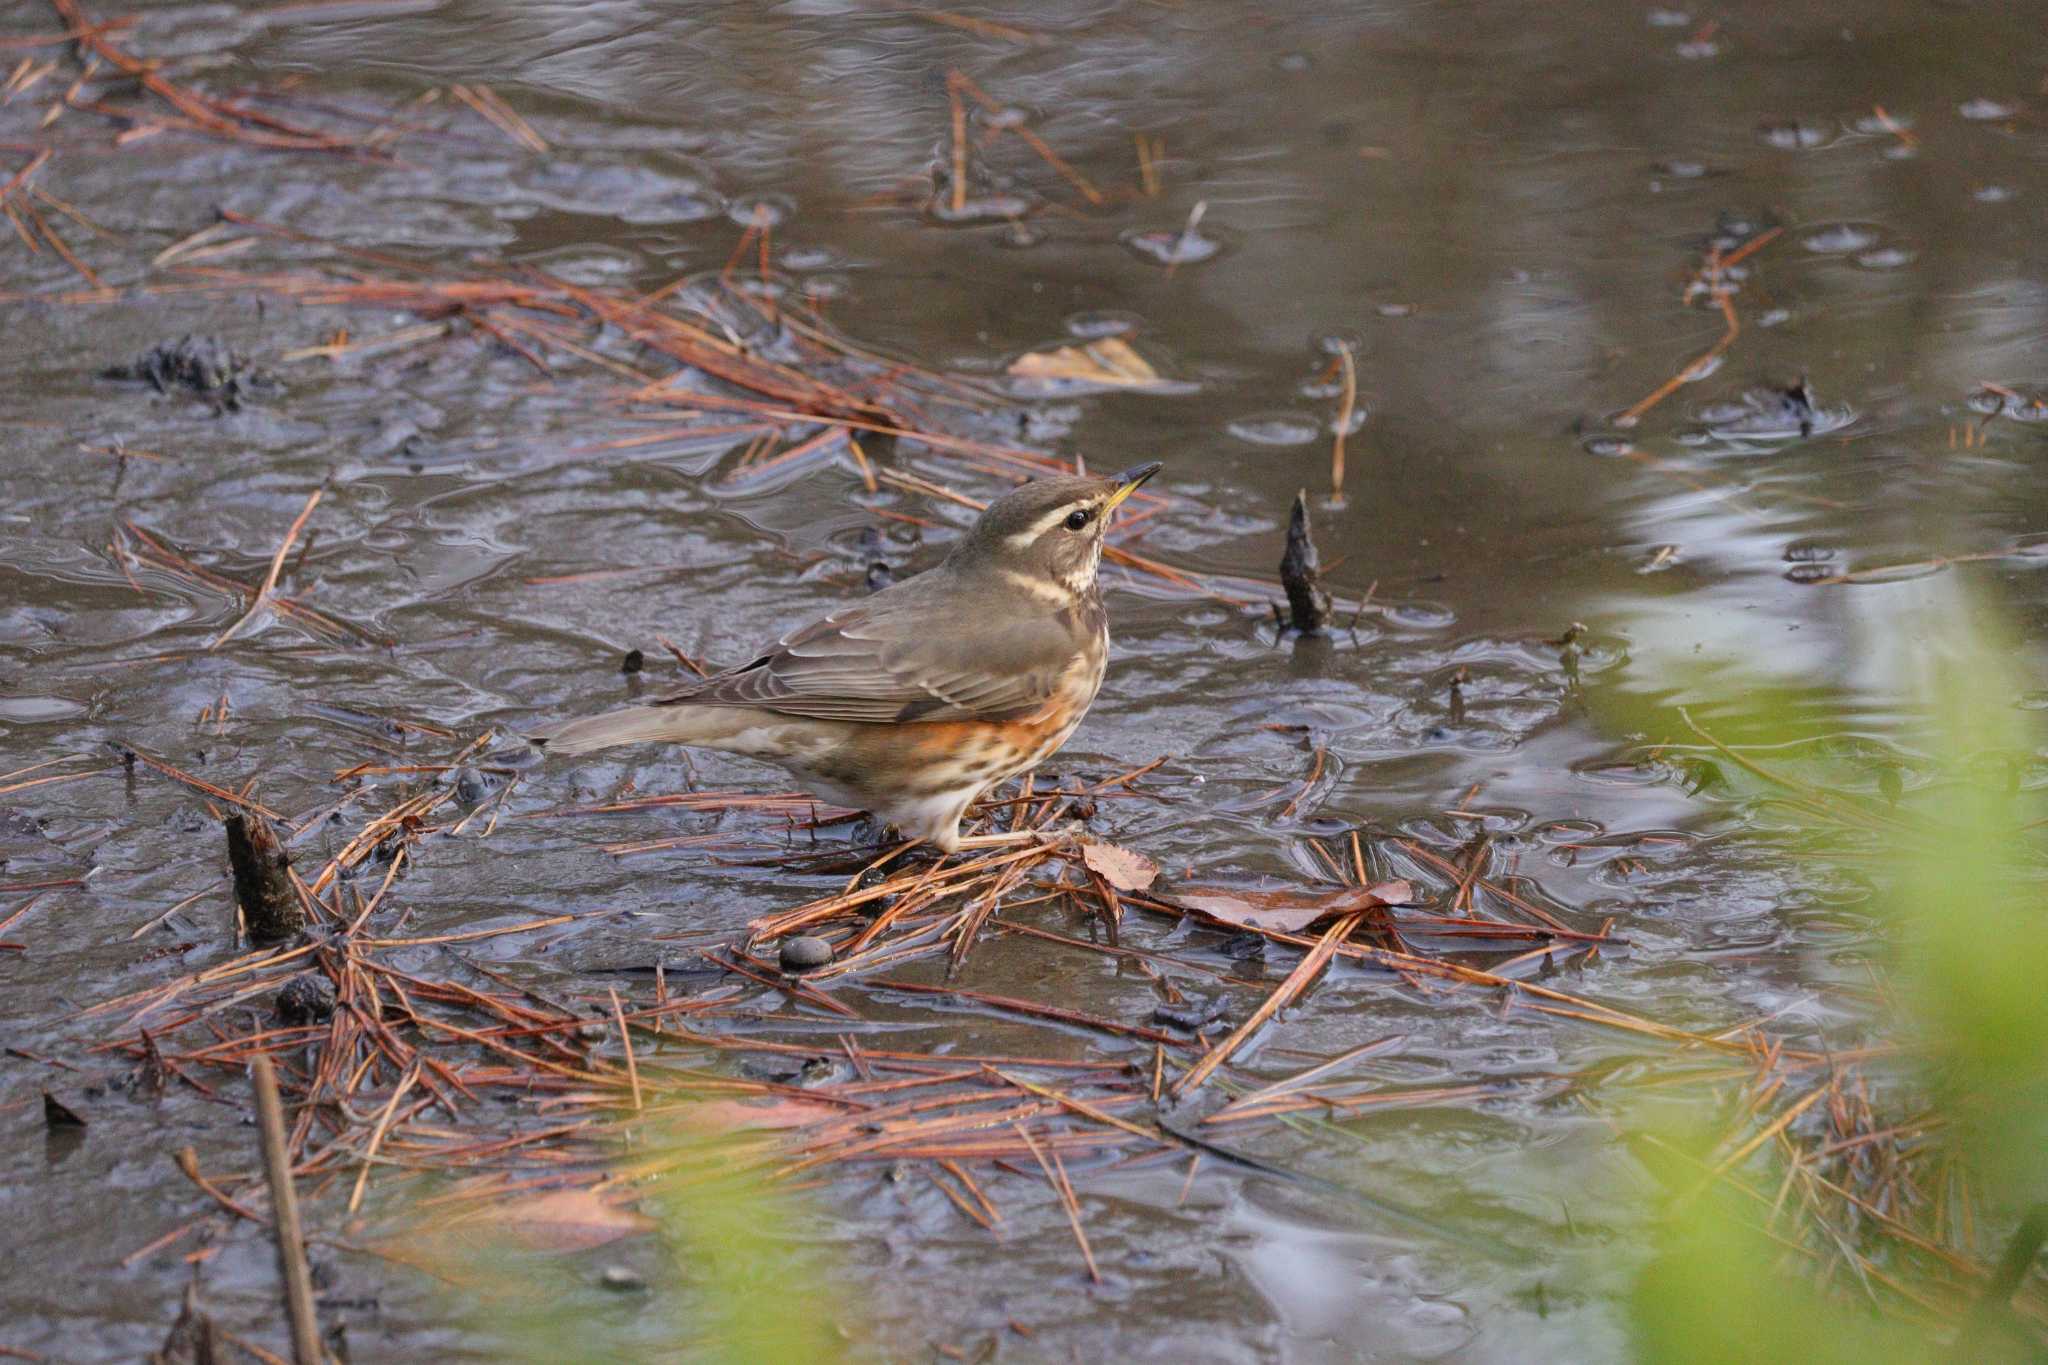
top-left (1063, 507), bottom-right (1093, 531)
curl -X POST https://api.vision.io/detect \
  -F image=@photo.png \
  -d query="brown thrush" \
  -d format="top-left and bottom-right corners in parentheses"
top-left (536, 462), bottom-right (1162, 851)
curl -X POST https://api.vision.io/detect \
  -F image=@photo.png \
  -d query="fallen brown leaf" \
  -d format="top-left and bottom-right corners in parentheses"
top-left (1006, 336), bottom-right (1167, 390)
top-left (1080, 840), bottom-right (1158, 892)
top-left (461, 1188), bottom-right (656, 1252)
top-left (1172, 880), bottom-right (1411, 934)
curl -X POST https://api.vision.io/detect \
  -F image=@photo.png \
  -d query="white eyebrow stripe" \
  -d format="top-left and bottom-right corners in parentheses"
top-left (1001, 501), bottom-right (1095, 548)
top-left (997, 567), bottom-right (1078, 604)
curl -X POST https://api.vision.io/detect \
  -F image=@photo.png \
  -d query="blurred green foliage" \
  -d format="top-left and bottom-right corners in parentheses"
top-left (1624, 590), bottom-right (2047, 1360)
top-left (428, 1117), bottom-right (840, 1364)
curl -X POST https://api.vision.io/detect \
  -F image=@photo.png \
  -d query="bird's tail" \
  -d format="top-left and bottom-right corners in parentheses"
top-left (531, 704), bottom-right (704, 756)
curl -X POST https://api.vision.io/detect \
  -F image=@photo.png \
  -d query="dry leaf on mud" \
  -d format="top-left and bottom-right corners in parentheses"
top-left (1080, 840), bottom-right (1159, 892)
top-left (461, 1188), bottom-right (657, 1252)
top-left (1006, 336), bottom-right (1168, 390)
top-left (1172, 880), bottom-right (1412, 934)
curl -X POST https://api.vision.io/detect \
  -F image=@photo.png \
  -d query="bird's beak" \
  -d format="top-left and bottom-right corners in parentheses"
top-left (1104, 461), bottom-right (1163, 511)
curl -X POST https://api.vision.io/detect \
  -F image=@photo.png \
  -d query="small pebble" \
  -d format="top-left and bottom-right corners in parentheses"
top-left (276, 972), bottom-right (337, 1024)
top-left (1221, 932), bottom-right (1266, 961)
top-left (779, 936), bottom-right (834, 971)
top-left (599, 1266), bottom-right (646, 1292)
top-left (1152, 997), bottom-right (1227, 1030)
top-left (621, 649), bottom-right (644, 675)
top-left (452, 765), bottom-right (491, 807)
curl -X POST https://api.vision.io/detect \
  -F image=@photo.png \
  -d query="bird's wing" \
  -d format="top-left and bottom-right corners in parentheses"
top-left (656, 592), bottom-right (1083, 724)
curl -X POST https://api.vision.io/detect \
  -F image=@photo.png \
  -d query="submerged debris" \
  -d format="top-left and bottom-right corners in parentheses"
top-left (858, 527), bottom-right (895, 594)
top-left (451, 765), bottom-right (493, 806)
top-left (275, 971), bottom-right (337, 1024)
top-left (1697, 376), bottom-right (1829, 439)
top-left (225, 812), bottom-right (301, 943)
top-left (150, 1285), bottom-right (222, 1365)
top-left (1152, 996), bottom-right (1227, 1030)
top-left (42, 1089), bottom-right (87, 1129)
top-left (100, 335), bottom-right (268, 410)
top-left (1123, 200), bottom-right (1223, 267)
top-left (1278, 491), bottom-right (1331, 635)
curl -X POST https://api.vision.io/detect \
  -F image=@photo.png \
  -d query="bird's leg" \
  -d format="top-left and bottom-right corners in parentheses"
top-left (846, 811), bottom-right (893, 850)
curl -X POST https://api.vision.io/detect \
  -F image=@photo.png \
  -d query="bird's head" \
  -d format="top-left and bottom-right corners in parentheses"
top-left (948, 462), bottom-right (1162, 604)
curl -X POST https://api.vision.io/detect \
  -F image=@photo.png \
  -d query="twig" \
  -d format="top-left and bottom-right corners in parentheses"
top-left (0, 147), bottom-right (51, 208)
top-left (174, 1146), bottom-right (265, 1222)
top-left (1331, 342), bottom-right (1355, 501)
top-left (1172, 911), bottom-right (1365, 1096)
top-left (251, 1054), bottom-right (322, 1365)
top-left (1618, 226), bottom-right (1781, 426)
top-left (947, 76), bottom-right (967, 215)
top-left (346, 1064), bottom-right (420, 1214)
top-left (610, 986), bottom-right (642, 1111)
top-left (1015, 1122), bottom-right (1098, 1282)
top-left (211, 487), bottom-right (324, 649)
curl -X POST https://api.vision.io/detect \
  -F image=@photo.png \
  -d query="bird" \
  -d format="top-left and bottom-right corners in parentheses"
top-left (534, 462), bottom-right (1162, 852)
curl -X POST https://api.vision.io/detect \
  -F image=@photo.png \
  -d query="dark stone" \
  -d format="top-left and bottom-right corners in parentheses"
top-left (1151, 996), bottom-right (1227, 1030)
top-left (778, 936), bottom-right (834, 971)
top-left (598, 1266), bottom-right (646, 1292)
top-left (276, 971), bottom-right (337, 1025)
top-left (451, 765), bottom-right (491, 807)
top-left (101, 334), bottom-right (271, 411)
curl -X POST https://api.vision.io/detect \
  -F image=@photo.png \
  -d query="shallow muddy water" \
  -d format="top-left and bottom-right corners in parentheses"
top-left (4, 0), bottom-right (2047, 1359)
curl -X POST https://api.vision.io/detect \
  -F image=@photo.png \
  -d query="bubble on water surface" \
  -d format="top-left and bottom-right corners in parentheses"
top-left (1122, 223), bottom-right (1225, 267)
top-left (1228, 413), bottom-right (1322, 447)
top-left (1066, 310), bottom-right (1142, 339)
top-left (927, 192), bottom-right (1036, 225)
top-left (1801, 224), bottom-right (1878, 253)
top-left (1758, 120), bottom-right (1831, 149)
top-left (780, 245), bottom-right (839, 271)
top-left (727, 193), bottom-right (795, 228)
top-left (1378, 601), bottom-right (1456, 630)
top-left (1958, 98), bottom-right (2017, 120)
top-left (1314, 328), bottom-right (1366, 357)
